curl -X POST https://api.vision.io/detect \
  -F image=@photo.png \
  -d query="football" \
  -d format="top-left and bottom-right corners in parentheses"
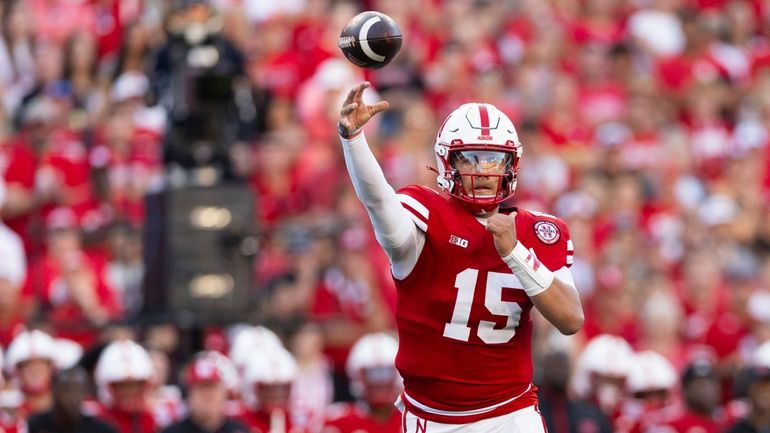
top-left (338, 11), bottom-right (402, 69)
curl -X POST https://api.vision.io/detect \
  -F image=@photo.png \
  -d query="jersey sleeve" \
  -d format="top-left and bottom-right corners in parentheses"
top-left (395, 185), bottom-right (434, 233)
top-left (340, 133), bottom-right (425, 280)
top-left (524, 211), bottom-right (574, 271)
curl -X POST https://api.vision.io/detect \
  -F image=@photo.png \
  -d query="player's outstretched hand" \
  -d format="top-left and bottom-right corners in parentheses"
top-left (338, 82), bottom-right (389, 136)
top-left (486, 212), bottom-right (518, 257)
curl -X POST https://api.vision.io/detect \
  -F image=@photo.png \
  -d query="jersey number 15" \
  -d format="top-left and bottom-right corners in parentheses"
top-left (443, 268), bottom-right (523, 344)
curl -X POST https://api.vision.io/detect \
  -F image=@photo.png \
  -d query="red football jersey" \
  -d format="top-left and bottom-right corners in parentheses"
top-left (237, 409), bottom-right (308, 433)
top-left (98, 407), bottom-right (157, 433)
top-left (394, 185), bottom-right (573, 424)
top-left (322, 403), bottom-right (401, 433)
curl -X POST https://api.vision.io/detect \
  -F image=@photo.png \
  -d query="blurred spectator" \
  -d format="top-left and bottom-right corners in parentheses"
top-left (653, 358), bottom-right (735, 433)
top-left (725, 342), bottom-right (770, 433)
top-left (0, 1), bottom-right (37, 115)
top-left (160, 355), bottom-right (249, 433)
top-left (22, 208), bottom-right (121, 347)
top-left (104, 223), bottom-right (144, 317)
top-left (290, 322), bottom-right (333, 433)
top-left (627, 0), bottom-right (686, 58)
top-left (536, 334), bottom-right (613, 433)
top-left (94, 340), bottom-right (157, 433)
top-left (27, 367), bottom-right (119, 433)
top-left (310, 227), bottom-right (393, 402)
top-left (321, 333), bottom-right (402, 433)
top-left (26, 0), bottom-right (95, 46)
top-left (0, 179), bottom-right (27, 347)
top-left (62, 31), bottom-right (106, 121)
top-left (148, 348), bottom-right (185, 429)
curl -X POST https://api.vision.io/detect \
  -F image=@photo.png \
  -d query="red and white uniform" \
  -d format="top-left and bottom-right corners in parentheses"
top-left (322, 403), bottom-right (401, 433)
top-left (395, 185), bottom-right (572, 423)
top-left (340, 118), bottom-right (576, 431)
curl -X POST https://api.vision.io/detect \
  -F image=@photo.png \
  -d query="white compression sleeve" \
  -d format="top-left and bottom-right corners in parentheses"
top-left (341, 133), bottom-right (424, 279)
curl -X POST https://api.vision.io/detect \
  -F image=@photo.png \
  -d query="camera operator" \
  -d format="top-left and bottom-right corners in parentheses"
top-left (151, 0), bottom-right (255, 182)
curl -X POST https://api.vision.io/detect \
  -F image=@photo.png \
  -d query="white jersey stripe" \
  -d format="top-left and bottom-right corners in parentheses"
top-left (397, 194), bottom-right (430, 220)
top-left (566, 239), bottom-right (574, 252)
top-left (404, 210), bottom-right (428, 232)
top-left (402, 384), bottom-right (532, 417)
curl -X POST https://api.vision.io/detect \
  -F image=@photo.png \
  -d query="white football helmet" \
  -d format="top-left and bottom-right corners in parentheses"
top-left (346, 333), bottom-right (398, 379)
top-left (627, 351), bottom-right (678, 394)
top-left (95, 340), bottom-right (154, 387)
top-left (571, 334), bottom-right (634, 399)
top-left (244, 347), bottom-right (298, 386)
top-left (6, 330), bottom-right (56, 375)
top-left (242, 347), bottom-right (298, 412)
top-left (53, 339), bottom-right (83, 370)
top-left (346, 333), bottom-right (400, 404)
top-left (228, 325), bottom-right (283, 373)
top-left (434, 103), bottom-right (522, 214)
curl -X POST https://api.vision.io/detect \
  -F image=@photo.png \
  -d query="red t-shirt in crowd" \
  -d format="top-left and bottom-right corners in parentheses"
top-left (22, 252), bottom-right (121, 347)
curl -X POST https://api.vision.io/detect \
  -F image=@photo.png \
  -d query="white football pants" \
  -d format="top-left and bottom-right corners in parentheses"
top-left (401, 405), bottom-right (548, 433)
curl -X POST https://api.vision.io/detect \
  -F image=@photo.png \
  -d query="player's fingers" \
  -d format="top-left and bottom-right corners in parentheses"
top-left (370, 100), bottom-right (389, 115)
top-left (343, 86), bottom-right (358, 105)
top-left (341, 102), bottom-right (358, 116)
top-left (355, 81), bottom-right (370, 102)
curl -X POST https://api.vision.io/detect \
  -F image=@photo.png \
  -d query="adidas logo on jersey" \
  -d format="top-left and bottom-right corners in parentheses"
top-left (449, 235), bottom-right (469, 248)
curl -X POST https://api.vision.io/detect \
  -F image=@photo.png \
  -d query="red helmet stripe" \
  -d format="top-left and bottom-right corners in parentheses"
top-left (478, 104), bottom-right (490, 136)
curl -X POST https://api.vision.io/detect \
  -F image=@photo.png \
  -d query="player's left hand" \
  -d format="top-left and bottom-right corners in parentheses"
top-left (486, 212), bottom-right (518, 257)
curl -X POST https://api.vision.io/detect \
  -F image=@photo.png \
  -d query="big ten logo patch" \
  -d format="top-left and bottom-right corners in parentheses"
top-left (448, 235), bottom-right (469, 248)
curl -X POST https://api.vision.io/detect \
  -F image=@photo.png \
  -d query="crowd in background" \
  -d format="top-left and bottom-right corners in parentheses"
top-left (1, 0), bottom-right (770, 432)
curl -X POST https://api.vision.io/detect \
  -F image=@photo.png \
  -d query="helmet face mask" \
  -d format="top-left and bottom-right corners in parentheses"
top-left (359, 366), bottom-right (400, 407)
top-left (434, 104), bottom-right (522, 215)
top-left (448, 149), bottom-right (515, 212)
top-left (109, 380), bottom-right (149, 413)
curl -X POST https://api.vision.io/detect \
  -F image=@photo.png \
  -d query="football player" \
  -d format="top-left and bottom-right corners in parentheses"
top-left (94, 340), bottom-right (158, 433)
top-left (337, 82), bottom-right (584, 432)
top-left (322, 333), bottom-right (402, 433)
top-left (5, 330), bottom-right (58, 415)
top-left (237, 347), bottom-right (308, 433)
top-left (616, 350), bottom-right (678, 433)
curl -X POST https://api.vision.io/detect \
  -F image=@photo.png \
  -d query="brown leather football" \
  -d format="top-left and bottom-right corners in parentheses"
top-left (338, 11), bottom-right (403, 69)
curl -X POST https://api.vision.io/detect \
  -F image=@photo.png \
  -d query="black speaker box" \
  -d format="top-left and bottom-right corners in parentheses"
top-left (142, 184), bottom-right (258, 325)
